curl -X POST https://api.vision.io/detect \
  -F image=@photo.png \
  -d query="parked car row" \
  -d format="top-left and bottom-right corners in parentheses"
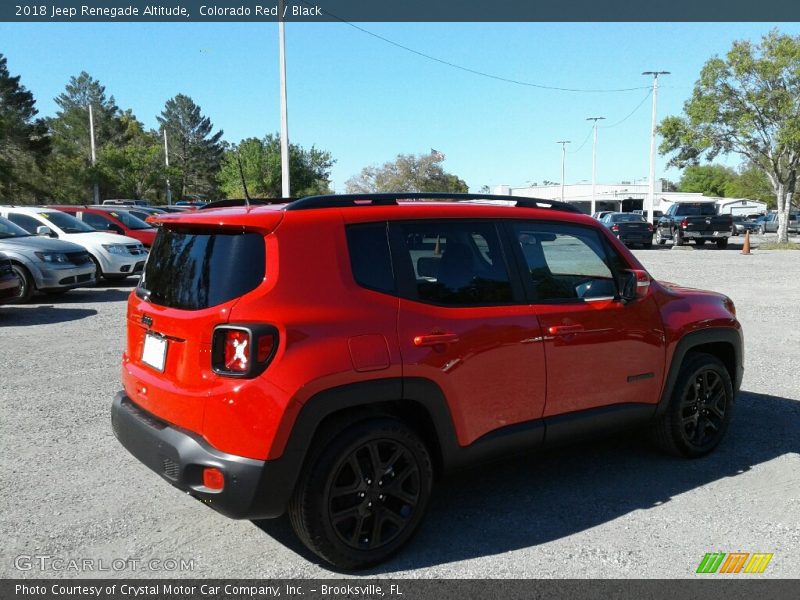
top-left (0, 205), bottom-right (150, 303)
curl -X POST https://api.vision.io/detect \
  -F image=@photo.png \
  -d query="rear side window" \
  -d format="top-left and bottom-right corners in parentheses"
top-left (346, 223), bottom-right (394, 294)
top-left (7, 213), bottom-right (42, 233)
top-left (393, 221), bottom-right (513, 306)
top-left (138, 228), bottom-right (265, 310)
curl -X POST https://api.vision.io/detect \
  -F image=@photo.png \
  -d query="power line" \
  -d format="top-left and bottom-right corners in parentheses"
top-left (601, 89), bottom-right (653, 128)
top-left (569, 126), bottom-right (594, 154)
top-left (324, 16), bottom-right (653, 94)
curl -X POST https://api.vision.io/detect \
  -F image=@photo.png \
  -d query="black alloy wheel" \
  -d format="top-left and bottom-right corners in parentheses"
top-left (652, 352), bottom-right (734, 458)
top-left (289, 417), bottom-right (433, 570)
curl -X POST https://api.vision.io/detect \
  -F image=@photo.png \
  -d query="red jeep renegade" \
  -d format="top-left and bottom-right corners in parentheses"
top-left (111, 193), bottom-right (743, 569)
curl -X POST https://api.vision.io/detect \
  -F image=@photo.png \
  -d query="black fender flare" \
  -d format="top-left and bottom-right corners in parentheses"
top-left (655, 327), bottom-right (743, 418)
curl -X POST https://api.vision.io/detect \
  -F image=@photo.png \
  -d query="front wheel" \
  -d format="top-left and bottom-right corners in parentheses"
top-left (11, 264), bottom-right (34, 302)
top-left (695, 239), bottom-right (706, 246)
top-left (759, 224), bottom-right (766, 235)
top-left (655, 229), bottom-right (667, 245)
top-left (652, 352), bottom-right (733, 458)
top-left (716, 237), bottom-right (728, 249)
top-left (289, 417), bottom-right (433, 570)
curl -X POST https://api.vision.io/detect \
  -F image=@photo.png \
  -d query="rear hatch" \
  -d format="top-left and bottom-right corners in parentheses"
top-left (123, 207), bottom-right (284, 431)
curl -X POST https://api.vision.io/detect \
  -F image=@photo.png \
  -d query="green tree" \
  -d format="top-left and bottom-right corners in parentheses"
top-left (727, 162), bottom-right (775, 206)
top-left (157, 94), bottom-right (224, 200)
top-left (46, 72), bottom-right (125, 201)
top-left (659, 30), bottom-right (800, 242)
top-left (0, 54), bottom-right (50, 202)
top-left (677, 164), bottom-right (737, 197)
top-left (217, 134), bottom-right (334, 198)
top-left (345, 151), bottom-right (468, 194)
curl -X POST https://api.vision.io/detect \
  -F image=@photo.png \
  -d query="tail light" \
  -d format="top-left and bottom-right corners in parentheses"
top-left (647, 223), bottom-right (654, 232)
top-left (611, 224), bottom-right (619, 232)
top-left (212, 325), bottom-right (278, 377)
top-left (681, 218), bottom-right (689, 229)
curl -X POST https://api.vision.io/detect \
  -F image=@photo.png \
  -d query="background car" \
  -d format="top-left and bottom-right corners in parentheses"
top-left (50, 205), bottom-right (157, 247)
top-left (592, 210), bottom-right (613, 220)
top-left (106, 206), bottom-right (167, 222)
top-left (0, 206), bottom-right (147, 281)
top-left (0, 216), bottom-right (96, 301)
top-left (600, 212), bottom-right (654, 248)
top-left (756, 212), bottom-right (799, 234)
top-left (102, 199), bottom-right (150, 207)
top-left (0, 252), bottom-right (21, 305)
top-left (730, 215), bottom-right (759, 236)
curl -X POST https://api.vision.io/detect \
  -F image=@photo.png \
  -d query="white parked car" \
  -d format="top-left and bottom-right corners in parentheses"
top-left (0, 206), bottom-right (147, 280)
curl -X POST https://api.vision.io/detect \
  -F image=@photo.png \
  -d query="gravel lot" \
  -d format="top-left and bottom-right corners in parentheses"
top-left (1, 234), bottom-right (798, 579)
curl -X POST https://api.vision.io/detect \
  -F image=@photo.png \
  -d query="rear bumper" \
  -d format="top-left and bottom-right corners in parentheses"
top-left (683, 230), bottom-right (729, 239)
top-left (111, 391), bottom-right (294, 519)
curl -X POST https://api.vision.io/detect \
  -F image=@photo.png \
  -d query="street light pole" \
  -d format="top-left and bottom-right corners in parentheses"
top-left (88, 104), bottom-right (99, 204)
top-left (642, 71), bottom-right (669, 223)
top-left (586, 117), bottom-right (605, 216)
top-left (163, 128), bottom-right (172, 205)
top-left (278, 8), bottom-right (290, 198)
top-left (557, 140), bottom-right (571, 203)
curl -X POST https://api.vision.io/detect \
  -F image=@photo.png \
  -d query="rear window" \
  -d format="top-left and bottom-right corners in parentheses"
top-left (674, 203), bottom-right (717, 216)
top-left (138, 228), bottom-right (265, 310)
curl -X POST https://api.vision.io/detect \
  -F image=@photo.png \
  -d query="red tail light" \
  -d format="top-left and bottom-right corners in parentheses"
top-left (681, 218), bottom-right (689, 229)
top-left (611, 224), bottom-right (619, 232)
top-left (647, 223), bottom-right (654, 232)
top-left (203, 467), bottom-right (225, 491)
top-left (212, 325), bottom-right (278, 377)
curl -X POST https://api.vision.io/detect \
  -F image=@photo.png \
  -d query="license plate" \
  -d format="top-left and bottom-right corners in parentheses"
top-left (142, 332), bottom-right (167, 371)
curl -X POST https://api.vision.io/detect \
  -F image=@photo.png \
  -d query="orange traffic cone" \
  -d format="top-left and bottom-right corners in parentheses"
top-left (741, 230), bottom-right (751, 255)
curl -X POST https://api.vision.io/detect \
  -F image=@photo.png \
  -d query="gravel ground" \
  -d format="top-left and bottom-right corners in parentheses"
top-left (1, 234), bottom-right (798, 579)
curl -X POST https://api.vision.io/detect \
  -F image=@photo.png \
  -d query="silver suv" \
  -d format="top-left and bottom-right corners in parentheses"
top-left (0, 216), bottom-right (96, 301)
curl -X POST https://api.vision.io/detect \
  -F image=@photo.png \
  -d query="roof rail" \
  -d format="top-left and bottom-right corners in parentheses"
top-left (199, 198), bottom-right (294, 210)
top-left (285, 193), bottom-right (582, 213)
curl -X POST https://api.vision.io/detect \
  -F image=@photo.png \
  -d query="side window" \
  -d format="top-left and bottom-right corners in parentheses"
top-left (81, 212), bottom-right (110, 230)
top-left (7, 213), bottom-right (42, 234)
top-left (512, 222), bottom-right (620, 302)
top-left (393, 221), bottom-right (513, 306)
top-left (346, 222), bottom-right (395, 294)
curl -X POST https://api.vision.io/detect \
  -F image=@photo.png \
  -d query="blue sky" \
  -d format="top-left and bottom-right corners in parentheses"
top-left (3, 22), bottom-right (800, 192)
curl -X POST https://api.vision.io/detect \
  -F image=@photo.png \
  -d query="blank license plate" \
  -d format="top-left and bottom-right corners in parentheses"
top-left (142, 332), bottom-right (167, 371)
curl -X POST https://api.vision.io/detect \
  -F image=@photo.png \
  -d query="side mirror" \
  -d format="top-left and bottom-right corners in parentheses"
top-left (36, 225), bottom-right (53, 237)
top-left (110, 224), bottom-right (124, 235)
top-left (620, 269), bottom-right (651, 302)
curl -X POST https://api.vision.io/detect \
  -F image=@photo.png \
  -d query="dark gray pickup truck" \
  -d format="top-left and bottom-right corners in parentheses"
top-left (655, 202), bottom-right (733, 248)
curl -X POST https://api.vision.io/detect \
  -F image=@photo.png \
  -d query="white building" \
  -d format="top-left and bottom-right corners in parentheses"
top-left (492, 182), bottom-right (767, 216)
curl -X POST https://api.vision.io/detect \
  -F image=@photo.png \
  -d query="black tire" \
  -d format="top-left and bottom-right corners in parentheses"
top-left (716, 237), bottom-right (728, 249)
top-left (89, 255), bottom-right (103, 280)
top-left (655, 229), bottom-right (667, 245)
top-left (104, 274), bottom-right (131, 282)
top-left (695, 239), bottom-right (706, 246)
top-left (643, 242), bottom-right (653, 249)
top-left (11, 264), bottom-right (34, 302)
top-left (289, 417), bottom-right (433, 570)
top-left (759, 224), bottom-right (766, 235)
top-left (652, 352), bottom-right (733, 458)
top-left (674, 228), bottom-right (684, 246)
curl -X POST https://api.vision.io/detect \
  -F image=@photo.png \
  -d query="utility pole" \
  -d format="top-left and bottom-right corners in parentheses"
top-left (586, 117), bottom-right (605, 216)
top-left (278, 6), bottom-right (290, 198)
top-left (88, 104), bottom-right (99, 204)
top-left (163, 128), bottom-right (172, 205)
top-left (642, 71), bottom-right (669, 223)
top-left (557, 140), bottom-right (571, 203)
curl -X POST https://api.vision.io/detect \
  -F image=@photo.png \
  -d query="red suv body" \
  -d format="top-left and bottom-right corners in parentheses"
top-left (50, 205), bottom-right (157, 247)
top-left (111, 194), bottom-right (743, 569)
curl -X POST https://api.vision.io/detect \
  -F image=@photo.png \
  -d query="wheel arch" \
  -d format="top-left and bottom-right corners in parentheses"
top-left (656, 328), bottom-right (743, 418)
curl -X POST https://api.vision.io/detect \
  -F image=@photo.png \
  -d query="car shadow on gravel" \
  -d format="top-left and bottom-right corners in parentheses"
top-left (254, 389), bottom-right (799, 573)
top-left (0, 305), bottom-right (97, 326)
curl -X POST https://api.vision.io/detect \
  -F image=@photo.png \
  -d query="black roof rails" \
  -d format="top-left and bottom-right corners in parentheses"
top-left (199, 198), bottom-right (294, 210)
top-left (285, 193), bottom-right (582, 214)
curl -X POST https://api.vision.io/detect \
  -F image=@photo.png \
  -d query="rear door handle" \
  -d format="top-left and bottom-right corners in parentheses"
top-left (413, 333), bottom-right (459, 347)
top-left (548, 324), bottom-right (584, 335)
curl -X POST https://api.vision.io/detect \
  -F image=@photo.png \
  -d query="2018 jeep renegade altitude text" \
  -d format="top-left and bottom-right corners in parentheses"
top-left (111, 193), bottom-right (743, 569)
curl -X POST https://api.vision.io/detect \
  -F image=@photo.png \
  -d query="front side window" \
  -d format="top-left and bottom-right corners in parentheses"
top-left (512, 222), bottom-right (622, 302)
top-left (36, 211), bottom-right (96, 233)
top-left (393, 221), bottom-right (513, 306)
top-left (7, 213), bottom-right (43, 234)
top-left (81, 212), bottom-right (113, 231)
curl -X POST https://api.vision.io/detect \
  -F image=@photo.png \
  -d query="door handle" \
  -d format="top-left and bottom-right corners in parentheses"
top-left (548, 324), bottom-right (584, 335)
top-left (413, 333), bottom-right (459, 347)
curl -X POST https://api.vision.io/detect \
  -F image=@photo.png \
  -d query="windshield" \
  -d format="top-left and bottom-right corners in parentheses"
top-left (674, 203), bottom-right (717, 216)
top-left (0, 216), bottom-right (32, 239)
top-left (37, 211), bottom-right (96, 233)
top-left (610, 213), bottom-right (646, 223)
top-left (105, 210), bottom-right (153, 230)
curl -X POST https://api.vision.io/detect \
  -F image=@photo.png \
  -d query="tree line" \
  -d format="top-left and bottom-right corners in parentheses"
top-left (0, 54), bottom-right (467, 205)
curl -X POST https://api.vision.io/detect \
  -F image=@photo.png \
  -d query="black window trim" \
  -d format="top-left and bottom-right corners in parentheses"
top-left (387, 218), bottom-right (525, 308)
top-left (504, 219), bottom-right (632, 305)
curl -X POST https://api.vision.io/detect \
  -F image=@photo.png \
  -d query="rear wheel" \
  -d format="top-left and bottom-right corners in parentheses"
top-left (695, 239), bottom-right (706, 246)
top-left (674, 228), bottom-right (684, 246)
top-left (655, 229), bottom-right (667, 245)
top-left (289, 417), bottom-right (433, 570)
top-left (652, 352), bottom-right (733, 458)
top-left (10, 264), bottom-right (34, 302)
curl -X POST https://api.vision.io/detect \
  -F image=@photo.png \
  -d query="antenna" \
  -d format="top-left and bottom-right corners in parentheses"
top-left (235, 149), bottom-right (251, 208)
